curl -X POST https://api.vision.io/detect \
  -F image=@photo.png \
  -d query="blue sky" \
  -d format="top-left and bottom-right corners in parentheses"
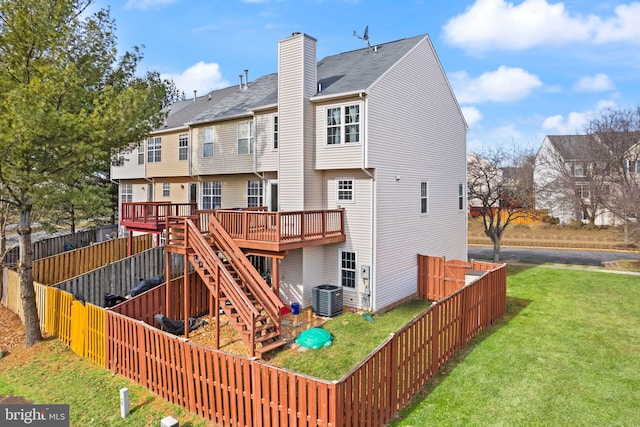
top-left (93, 0), bottom-right (640, 152)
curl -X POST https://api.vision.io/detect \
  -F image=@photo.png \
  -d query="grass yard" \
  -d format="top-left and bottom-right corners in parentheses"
top-left (390, 265), bottom-right (640, 426)
top-left (269, 299), bottom-right (430, 380)
top-left (0, 337), bottom-right (210, 426)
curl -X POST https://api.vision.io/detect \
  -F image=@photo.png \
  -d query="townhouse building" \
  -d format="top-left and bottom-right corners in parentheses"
top-left (112, 32), bottom-right (468, 315)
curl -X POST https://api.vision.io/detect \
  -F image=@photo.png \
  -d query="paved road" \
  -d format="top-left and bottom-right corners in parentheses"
top-left (468, 246), bottom-right (638, 267)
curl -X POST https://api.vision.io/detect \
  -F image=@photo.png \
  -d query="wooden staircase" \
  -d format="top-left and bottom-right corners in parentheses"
top-left (178, 216), bottom-right (286, 357)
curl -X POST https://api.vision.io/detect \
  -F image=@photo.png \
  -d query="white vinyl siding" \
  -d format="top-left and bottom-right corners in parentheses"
top-left (178, 134), bottom-right (188, 161)
top-left (366, 35), bottom-right (467, 311)
top-left (315, 99), bottom-right (364, 170)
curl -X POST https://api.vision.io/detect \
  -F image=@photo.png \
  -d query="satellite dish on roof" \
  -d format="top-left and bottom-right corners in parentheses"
top-left (353, 25), bottom-right (372, 51)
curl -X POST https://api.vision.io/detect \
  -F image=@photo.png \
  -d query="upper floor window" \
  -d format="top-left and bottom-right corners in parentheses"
top-left (421, 181), bottom-right (429, 214)
top-left (458, 183), bottom-right (464, 210)
top-left (162, 182), bottom-right (170, 197)
top-left (327, 104), bottom-right (360, 145)
top-left (339, 250), bottom-right (357, 289)
top-left (202, 181), bottom-right (221, 209)
top-left (178, 134), bottom-right (188, 161)
top-left (247, 180), bottom-right (263, 207)
top-left (574, 163), bottom-right (585, 177)
top-left (147, 137), bottom-right (161, 163)
top-left (120, 183), bottom-right (132, 203)
top-left (238, 121), bottom-right (254, 155)
top-left (137, 143), bottom-right (144, 165)
top-left (576, 183), bottom-right (590, 199)
top-left (337, 178), bottom-right (354, 203)
top-left (203, 128), bottom-right (214, 158)
top-left (273, 115), bottom-right (278, 150)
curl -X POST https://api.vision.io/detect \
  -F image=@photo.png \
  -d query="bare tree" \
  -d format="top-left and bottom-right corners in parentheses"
top-left (585, 107), bottom-right (640, 244)
top-left (468, 146), bottom-right (536, 262)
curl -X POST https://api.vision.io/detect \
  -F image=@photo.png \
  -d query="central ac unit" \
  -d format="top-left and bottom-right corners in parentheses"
top-left (312, 285), bottom-right (343, 317)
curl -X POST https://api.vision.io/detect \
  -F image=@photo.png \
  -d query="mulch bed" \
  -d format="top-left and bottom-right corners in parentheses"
top-left (0, 304), bottom-right (26, 356)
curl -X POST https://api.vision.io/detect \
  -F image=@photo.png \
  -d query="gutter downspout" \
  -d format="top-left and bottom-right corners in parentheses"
top-left (361, 92), bottom-right (375, 312)
top-left (252, 112), bottom-right (264, 181)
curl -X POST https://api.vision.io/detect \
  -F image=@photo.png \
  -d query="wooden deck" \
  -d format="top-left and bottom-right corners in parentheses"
top-left (121, 203), bottom-right (346, 252)
top-left (205, 208), bottom-right (346, 252)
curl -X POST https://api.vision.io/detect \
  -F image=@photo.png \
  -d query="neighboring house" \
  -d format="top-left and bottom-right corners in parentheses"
top-left (534, 134), bottom-right (640, 225)
top-left (112, 32), bottom-right (468, 314)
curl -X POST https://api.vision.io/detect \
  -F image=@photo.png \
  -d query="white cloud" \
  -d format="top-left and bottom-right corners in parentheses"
top-left (573, 73), bottom-right (614, 92)
top-left (442, 0), bottom-right (594, 51)
top-left (449, 66), bottom-right (542, 103)
top-left (595, 3), bottom-right (640, 43)
top-left (125, 0), bottom-right (180, 9)
top-left (462, 106), bottom-right (483, 127)
top-left (161, 62), bottom-right (230, 95)
top-left (443, 0), bottom-right (640, 52)
top-left (541, 100), bottom-right (617, 134)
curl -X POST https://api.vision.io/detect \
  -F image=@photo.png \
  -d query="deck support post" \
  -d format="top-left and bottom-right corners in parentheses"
top-left (183, 247), bottom-right (190, 338)
top-left (272, 255), bottom-right (280, 297)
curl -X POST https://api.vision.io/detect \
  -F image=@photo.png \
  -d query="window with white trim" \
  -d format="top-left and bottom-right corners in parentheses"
top-left (137, 143), bottom-right (144, 165)
top-left (326, 104), bottom-right (360, 145)
top-left (247, 180), bottom-right (263, 207)
top-left (340, 250), bottom-right (357, 289)
top-left (202, 181), bottom-right (222, 209)
top-left (458, 183), bottom-right (464, 210)
top-left (178, 133), bottom-right (188, 161)
top-left (273, 115), bottom-right (278, 150)
top-left (203, 127), bottom-right (214, 158)
top-left (337, 178), bottom-right (354, 203)
top-left (238, 121), bottom-right (254, 155)
top-left (421, 181), bottom-right (429, 214)
top-left (120, 183), bottom-right (132, 203)
top-left (162, 182), bottom-right (170, 197)
top-left (147, 137), bottom-right (161, 162)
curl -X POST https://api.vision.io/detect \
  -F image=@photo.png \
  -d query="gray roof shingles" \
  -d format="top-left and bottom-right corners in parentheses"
top-left (187, 34), bottom-right (427, 126)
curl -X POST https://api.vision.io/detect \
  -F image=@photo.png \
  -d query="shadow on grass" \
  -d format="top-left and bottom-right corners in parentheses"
top-left (129, 397), bottom-right (154, 414)
top-left (387, 295), bottom-right (532, 426)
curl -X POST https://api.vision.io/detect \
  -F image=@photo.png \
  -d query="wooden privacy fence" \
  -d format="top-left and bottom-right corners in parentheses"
top-left (2, 228), bottom-right (100, 267)
top-left (2, 269), bottom-right (47, 331)
top-left (4, 253), bottom-right (507, 427)
top-left (417, 254), bottom-right (504, 301)
top-left (33, 235), bottom-right (153, 285)
top-left (53, 247), bottom-right (184, 307)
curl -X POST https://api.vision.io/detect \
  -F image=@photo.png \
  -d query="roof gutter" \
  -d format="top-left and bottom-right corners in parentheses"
top-left (310, 89), bottom-right (367, 103)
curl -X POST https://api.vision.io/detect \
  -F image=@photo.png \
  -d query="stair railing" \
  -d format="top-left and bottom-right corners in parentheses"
top-left (207, 214), bottom-right (284, 325)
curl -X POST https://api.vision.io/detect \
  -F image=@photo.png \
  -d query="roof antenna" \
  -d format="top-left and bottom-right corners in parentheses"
top-left (353, 25), bottom-right (373, 53)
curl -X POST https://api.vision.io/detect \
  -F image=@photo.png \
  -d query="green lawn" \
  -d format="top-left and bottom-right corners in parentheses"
top-left (390, 266), bottom-right (640, 426)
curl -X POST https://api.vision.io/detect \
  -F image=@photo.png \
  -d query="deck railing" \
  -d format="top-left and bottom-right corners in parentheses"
top-left (120, 202), bottom-right (198, 230)
top-left (212, 209), bottom-right (345, 244)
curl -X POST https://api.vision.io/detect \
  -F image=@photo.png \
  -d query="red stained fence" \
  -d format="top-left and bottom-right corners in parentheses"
top-left (22, 252), bottom-right (505, 427)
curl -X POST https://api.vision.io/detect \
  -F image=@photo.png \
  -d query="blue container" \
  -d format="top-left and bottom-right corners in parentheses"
top-left (291, 302), bottom-right (300, 315)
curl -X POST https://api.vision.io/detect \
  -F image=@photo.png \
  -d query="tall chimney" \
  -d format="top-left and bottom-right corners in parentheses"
top-left (238, 74), bottom-right (243, 89)
top-left (244, 69), bottom-right (249, 89)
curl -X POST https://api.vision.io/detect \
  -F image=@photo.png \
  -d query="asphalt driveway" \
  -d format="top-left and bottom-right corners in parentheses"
top-left (468, 246), bottom-right (639, 267)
